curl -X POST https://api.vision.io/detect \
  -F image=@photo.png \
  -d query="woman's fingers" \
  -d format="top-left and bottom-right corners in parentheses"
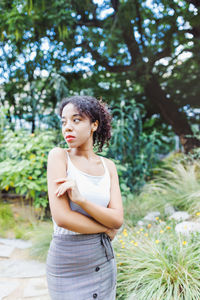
top-left (105, 228), bottom-right (118, 240)
top-left (55, 181), bottom-right (74, 196)
top-left (54, 178), bottom-right (67, 183)
top-left (55, 187), bottom-right (64, 195)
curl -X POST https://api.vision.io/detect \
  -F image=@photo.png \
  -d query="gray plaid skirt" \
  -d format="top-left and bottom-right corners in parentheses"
top-left (46, 233), bottom-right (117, 300)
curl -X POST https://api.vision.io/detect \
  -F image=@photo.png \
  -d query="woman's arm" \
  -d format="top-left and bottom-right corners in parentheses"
top-left (78, 159), bottom-right (123, 229)
top-left (47, 147), bottom-right (109, 234)
top-left (56, 158), bottom-right (123, 229)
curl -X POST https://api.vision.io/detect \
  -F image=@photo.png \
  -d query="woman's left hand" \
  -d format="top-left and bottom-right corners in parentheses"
top-left (105, 228), bottom-right (118, 241)
top-left (54, 177), bottom-right (85, 205)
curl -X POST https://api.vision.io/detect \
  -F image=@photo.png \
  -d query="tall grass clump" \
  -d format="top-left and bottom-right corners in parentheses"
top-left (150, 160), bottom-right (200, 213)
top-left (0, 203), bottom-right (15, 235)
top-left (28, 221), bottom-right (53, 261)
top-left (114, 224), bottom-right (200, 300)
top-left (123, 158), bottom-right (200, 225)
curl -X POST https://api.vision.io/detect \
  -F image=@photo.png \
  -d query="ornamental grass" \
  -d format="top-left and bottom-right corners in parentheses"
top-left (151, 161), bottom-right (200, 213)
top-left (124, 160), bottom-right (200, 226)
top-left (114, 223), bottom-right (200, 300)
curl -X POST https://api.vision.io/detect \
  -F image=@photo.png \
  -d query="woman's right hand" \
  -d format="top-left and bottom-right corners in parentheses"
top-left (105, 228), bottom-right (118, 241)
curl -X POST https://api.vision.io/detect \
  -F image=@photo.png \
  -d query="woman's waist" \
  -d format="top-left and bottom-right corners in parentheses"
top-left (51, 232), bottom-right (114, 262)
top-left (52, 232), bottom-right (101, 241)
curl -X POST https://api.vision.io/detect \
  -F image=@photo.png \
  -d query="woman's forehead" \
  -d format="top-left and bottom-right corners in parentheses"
top-left (62, 103), bottom-right (79, 115)
top-left (62, 103), bottom-right (85, 118)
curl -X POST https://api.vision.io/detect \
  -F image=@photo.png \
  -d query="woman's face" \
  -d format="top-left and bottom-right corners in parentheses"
top-left (61, 103), bottom-right (98, 148)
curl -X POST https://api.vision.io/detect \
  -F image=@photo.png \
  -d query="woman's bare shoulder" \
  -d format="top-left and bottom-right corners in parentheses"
top-left (102, 157), bottom-right (117, 175)
top-left (48, 147), bottom-right (67, 161)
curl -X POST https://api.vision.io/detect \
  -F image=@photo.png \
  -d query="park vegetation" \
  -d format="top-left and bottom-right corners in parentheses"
top-left (0, 1), bottom-right (200, 299)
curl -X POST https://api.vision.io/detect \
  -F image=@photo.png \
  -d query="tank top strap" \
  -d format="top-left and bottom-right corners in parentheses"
top-left (66, 150), bottom-right (70, 167)
top-left (100, 156), bottom-right (109, 175)
top-left (66, 150), bottom-right (70, 161)
top-left (66, 150), bottom-right (74, 174)
top-left (66, 150), bottom-right (109, 178)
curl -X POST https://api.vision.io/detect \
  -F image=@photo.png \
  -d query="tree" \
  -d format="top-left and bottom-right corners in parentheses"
top-left (0, 0), bottom-right (199, 151)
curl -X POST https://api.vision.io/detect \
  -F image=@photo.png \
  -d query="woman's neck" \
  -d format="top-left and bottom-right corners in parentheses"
top-left (69, 147), bottom-right (96, 159)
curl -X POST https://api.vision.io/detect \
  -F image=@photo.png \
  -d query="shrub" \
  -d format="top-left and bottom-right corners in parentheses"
top-left (0, 128), bottom-right (62, 210)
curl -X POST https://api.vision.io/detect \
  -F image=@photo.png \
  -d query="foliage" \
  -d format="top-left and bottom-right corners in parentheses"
top-left (0, 202), bottom-right (34, 238)
top-left (114, 221), bottom-right (200, 300)
top-left (123, 153), bottom-right (200, 225)
top-left (0, 105), bottom-right (10, 142)
top-left (0, 203), bottom-right (15, 233)
top-left (29, 221), bottom-right (53, 261)
top-left (0, 128), bottom-right (62, 210)
top-left (0, 0), bottom-right (199, 150)
top-left (108, 100), bottom-right (166, 192)
top-left (152, 161), bottom-right (200, 213)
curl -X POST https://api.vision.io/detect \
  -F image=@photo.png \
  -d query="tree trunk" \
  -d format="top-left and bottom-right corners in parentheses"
top-left (31, 118), bottom-right (35, 133)
top-left (145, 74), bottom-right (200, 153)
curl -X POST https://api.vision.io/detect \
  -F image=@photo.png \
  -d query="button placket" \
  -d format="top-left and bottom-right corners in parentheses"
top-left (93, 265), bottom-right (100, 299)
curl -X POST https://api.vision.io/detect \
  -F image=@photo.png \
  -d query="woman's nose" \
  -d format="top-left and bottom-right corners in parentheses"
top-left (64, 121), bottom-right (73, 131)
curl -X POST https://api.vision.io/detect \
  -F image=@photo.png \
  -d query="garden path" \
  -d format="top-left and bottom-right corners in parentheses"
top-left (0, 238), bottom-right (50, 300)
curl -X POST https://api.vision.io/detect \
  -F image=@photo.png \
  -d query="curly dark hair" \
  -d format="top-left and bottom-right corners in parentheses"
top-left (59, 96), bottom-right (112, 152)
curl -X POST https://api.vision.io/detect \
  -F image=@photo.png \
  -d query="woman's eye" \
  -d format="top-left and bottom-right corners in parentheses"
top-left (74, 119), bottom-right (81, 123)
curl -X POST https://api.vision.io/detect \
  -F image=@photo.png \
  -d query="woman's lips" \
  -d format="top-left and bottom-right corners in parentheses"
top-left (65, 135), bottom-right (75, 142)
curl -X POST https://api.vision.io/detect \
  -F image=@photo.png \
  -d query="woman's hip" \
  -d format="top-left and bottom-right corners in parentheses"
top-left (46, 232), bottom-right (115, 273)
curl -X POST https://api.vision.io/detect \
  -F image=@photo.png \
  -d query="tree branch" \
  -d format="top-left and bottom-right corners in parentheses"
top-left (121, 24), bottom-right (141, 62)
top-left (150, 46), bottom-right (171, 66)
top-left (135, 0), bottom-right (145, 49)
top-left (188, 28), bottom-right (200, 39)
top-left (76, 19), bottom-right (103, 28)
top-left (185, 0), bottom-right (200, 7)
top-left (111, 0), bottom-right (119, 13)
top-left (81, 41), bottom-right (134, 72)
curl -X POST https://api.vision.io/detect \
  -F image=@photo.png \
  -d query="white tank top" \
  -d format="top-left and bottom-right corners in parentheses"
top-left (53, 151), bottom-right (111, 235)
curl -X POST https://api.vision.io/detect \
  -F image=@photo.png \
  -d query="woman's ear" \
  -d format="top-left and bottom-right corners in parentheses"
top-left (92, 120), bottom-right (99, 132)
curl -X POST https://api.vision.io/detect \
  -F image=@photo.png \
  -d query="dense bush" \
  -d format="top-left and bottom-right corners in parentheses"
top-left (0, 128), bottom-right (61, 209)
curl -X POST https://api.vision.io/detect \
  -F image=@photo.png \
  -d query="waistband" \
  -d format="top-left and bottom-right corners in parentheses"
top-left (52, 233), bottom-right (114, 261)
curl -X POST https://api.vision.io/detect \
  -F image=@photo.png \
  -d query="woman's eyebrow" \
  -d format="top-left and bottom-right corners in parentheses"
top-left (73, 114), bottom-right (82, 117)
top-left (61, 114), bottom-right (82, 119)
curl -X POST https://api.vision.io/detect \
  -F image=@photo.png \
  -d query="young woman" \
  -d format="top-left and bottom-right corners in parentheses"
top-left (46, 96), bottom-right (123, 300)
